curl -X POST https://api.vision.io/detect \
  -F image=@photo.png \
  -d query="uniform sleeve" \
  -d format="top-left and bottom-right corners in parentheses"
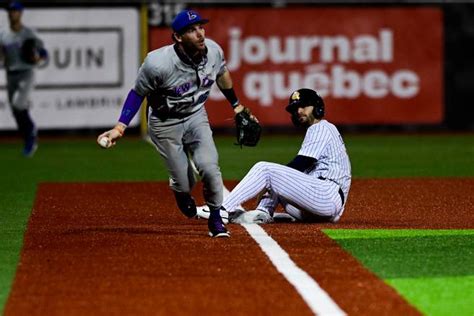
top-left (287, 155), bottom-right (317, 172)
top-left (134, 56), bottom-right (160, 96)
top-left (298, 124), bottom-right (330, 160)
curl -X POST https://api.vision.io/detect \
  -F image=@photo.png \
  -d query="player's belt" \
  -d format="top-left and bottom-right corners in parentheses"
top-left (317, 176), bottom-right (345, 205)
top-left (150, 107), bottom-right (200, 120)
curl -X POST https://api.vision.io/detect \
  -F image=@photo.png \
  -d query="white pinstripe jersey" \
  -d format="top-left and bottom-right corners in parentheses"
top-left (298, 120), bottom-right (352, 197)
top-left (134, 38), bottom-right (226, 116)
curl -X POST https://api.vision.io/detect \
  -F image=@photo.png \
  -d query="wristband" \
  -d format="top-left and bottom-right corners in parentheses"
top-left (118, 89), bottom-right (145, 126)
top-left (221, 88), bottom-right (239, 108)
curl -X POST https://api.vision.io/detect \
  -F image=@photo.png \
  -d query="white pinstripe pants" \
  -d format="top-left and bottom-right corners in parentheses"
top-left (223, 161), bottom-right (343, 222)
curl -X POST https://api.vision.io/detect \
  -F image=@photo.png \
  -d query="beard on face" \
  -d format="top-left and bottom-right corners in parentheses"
top-left (299, 112), bottom-right (316, 127)
top-left (182, 38), bottom-right (206, 58)
top-left (291, 111), bottom-right (312, 127)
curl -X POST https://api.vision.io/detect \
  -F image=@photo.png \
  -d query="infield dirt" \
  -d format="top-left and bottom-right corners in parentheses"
top-left (5, 179), bottom-right (473, 315)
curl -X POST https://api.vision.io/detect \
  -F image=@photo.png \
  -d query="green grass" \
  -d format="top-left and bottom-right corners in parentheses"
top-left (0, 133), bottom-right (473, 314)
top-left (346, 134), bottom-right (474, 177)
top-left (324, 229), bottom-right (474, 315)
top-left (218, 133), bottom-right (474, 178)
top-left (387, 276), bottom-right (474, 316)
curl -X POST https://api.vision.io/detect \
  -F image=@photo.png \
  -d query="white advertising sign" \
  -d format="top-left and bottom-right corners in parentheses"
top-left (0, 8), bottom-right (140, 130)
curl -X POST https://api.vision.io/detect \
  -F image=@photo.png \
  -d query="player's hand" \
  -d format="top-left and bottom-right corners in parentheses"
top-left (234, 105), bottom-right (262, 147)
top-left (234, 104), bottom-right (259, 123)
top-left (97, 123), bottom-right (126, 148)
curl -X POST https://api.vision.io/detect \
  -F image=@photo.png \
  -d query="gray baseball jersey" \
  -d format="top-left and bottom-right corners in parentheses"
top-left (0, 26), bottom-right (44, 71)
top-left (223, 119), bottom-right (352, 222)
top-left (135, 38), bottom-right (226, 121)
top-left (138, 38), bottom-right (227, 210)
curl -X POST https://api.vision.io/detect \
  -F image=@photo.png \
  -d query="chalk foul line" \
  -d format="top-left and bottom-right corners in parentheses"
top-left (241, 224), bottom-right (346, 316)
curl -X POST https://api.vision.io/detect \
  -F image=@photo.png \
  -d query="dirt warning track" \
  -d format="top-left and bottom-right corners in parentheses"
top-left (5, 179), bottom-right (473, 315)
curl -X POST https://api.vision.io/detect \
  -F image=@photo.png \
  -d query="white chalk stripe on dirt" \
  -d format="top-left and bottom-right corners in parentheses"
top-left (242, 224), bottom-right (346, 316)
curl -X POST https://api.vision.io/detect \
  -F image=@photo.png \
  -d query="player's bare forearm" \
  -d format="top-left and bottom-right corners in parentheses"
top-left (217, 70), bottom-right (244, 111)
top-left (216, 69), bottom-right (233, 89)
top-left (217, 69), bottom-right (259, 121)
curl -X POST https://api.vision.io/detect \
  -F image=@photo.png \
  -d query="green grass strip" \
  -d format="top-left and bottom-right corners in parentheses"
top-left (387, 276), bottom-right (474, 316)
top-left (324, 229), bottom-right (474, 316)
top-left (324, 229), bottom-right (474, 239)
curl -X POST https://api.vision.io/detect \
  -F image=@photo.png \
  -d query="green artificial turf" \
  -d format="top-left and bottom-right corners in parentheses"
top-left (346, 134), bottom-right (474, 177)
top-left (217, 133), bottom-right (474, 178)
top-left (0, 133), bottom-right (473, 313)
top-left (324, 229), bottom-right (474, 315)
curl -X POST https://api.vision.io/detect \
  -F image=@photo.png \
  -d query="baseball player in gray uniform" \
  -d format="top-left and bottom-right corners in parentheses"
top-left (0, 1), bottom-right (47, 157)
top-left (220, 88), bottom-right (351, 228)
top-left (98, 9), bottom-right (258, 238)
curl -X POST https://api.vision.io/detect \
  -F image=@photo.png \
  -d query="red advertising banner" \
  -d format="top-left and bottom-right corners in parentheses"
top-left (149, 7), bottom-right (443, 126)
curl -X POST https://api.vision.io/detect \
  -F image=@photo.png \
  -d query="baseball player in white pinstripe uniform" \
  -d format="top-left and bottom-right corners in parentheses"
top-left (221, 88), bottom-right (351, 227)
top-left (98, 9), bottom-right (258, 238)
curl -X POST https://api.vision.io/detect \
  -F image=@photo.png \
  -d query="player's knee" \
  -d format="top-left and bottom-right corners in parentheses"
top-left (198, 162), bottom-right (220, 178)
top-left (168, 175), bottom-right (191, 193)
top-left (253, 161), bottom-right (269, 170)
top-left (252, 161), bottom-right (275, 174)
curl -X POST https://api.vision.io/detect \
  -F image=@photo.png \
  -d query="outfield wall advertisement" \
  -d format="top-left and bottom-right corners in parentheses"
top-left (0, 8), bottom-right (139, 130)
top-left (151, 7), bottom-right (443, 126)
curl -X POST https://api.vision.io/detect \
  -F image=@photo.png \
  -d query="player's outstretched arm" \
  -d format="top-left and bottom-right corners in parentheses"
top-left (96, 89), bottom-right (144, 149)
top-left (216, 70), bottom-right (259, 122)
top-left (216, 70), bottom-right (262, 147)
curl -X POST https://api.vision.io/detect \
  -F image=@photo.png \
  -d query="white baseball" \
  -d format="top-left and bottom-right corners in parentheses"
top-left (98, 136), bottom-right (110, 148)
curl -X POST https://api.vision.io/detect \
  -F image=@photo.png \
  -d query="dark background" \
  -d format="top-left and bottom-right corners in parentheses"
top-left (2, 1), bottom-right (473, 132)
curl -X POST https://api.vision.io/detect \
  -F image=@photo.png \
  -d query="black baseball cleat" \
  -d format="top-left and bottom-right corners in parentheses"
top-left (173, 191), bottom-right (197, 218)
top-left (208, 208), bottom-right (230, 238)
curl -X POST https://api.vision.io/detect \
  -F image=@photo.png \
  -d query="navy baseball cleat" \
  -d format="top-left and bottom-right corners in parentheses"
top-left (23, 133), bottom-right (38, 158)
top-left (208, 208), bottom-right (230, 238)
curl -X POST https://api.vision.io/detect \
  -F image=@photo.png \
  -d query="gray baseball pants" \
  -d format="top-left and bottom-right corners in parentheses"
top-left (7, 69), bottom-right (35, 111)
top-left (148, 106), bottom-right (223, 210)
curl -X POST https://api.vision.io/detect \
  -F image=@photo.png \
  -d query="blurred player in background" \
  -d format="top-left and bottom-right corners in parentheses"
top-left (0, 1), bottom-right (47, 157)
top-left (219, 88), bottom-right (351, 228)
top-left (98, 9), bottom-right (258, 238)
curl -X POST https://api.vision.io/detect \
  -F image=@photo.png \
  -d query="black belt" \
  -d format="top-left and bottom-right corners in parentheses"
top-left (318, 176), bottom-right (344, 205)
top-left (151, 107), bottom-right (199, 120)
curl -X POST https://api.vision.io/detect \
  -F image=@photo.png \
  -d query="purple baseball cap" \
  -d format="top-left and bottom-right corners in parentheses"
top-left (7, 1), bottom-right (24, 11)
top-left (171, 9), bottom-right (209, 33)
